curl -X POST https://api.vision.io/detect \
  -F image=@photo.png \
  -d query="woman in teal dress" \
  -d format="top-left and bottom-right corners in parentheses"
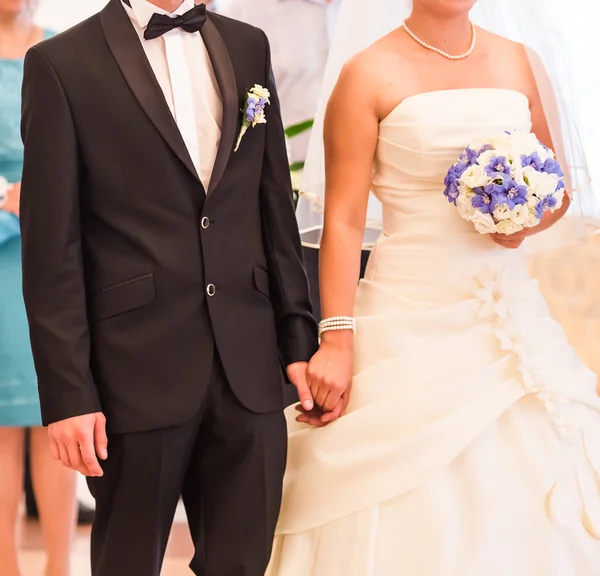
top-left (0, 1), bottom-right (76, 574)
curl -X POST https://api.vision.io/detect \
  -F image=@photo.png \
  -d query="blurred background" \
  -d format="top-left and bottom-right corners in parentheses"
top-left (1, 0), bottom-right (598, 574)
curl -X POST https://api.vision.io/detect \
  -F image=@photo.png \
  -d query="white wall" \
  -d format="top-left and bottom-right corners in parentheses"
top-left (35, 0), bottom-right (109, 31)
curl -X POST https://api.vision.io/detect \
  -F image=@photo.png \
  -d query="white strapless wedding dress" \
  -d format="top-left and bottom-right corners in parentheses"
top-left (267, 89), bottom-right (600, 575)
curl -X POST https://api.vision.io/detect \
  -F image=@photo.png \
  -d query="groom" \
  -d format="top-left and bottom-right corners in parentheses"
top-left (19, 1), bottom-right (318, 574)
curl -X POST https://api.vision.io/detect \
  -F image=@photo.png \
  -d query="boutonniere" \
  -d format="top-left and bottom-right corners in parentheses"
top-left (234, 84), bottom-right (271, 152)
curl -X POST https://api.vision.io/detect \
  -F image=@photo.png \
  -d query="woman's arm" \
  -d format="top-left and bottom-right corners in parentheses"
top-left (4, 182), bottom-right (21, 216)
top-left (492, 46), bottom-right (570, 249)
top-left (300, 54), bottom-right (380, 424)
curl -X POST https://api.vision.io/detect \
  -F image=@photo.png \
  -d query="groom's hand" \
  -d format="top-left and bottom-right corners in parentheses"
top-left (287, 362), bottom-right (314, 412)
top-left (48, 412), bottom-right (108, 477)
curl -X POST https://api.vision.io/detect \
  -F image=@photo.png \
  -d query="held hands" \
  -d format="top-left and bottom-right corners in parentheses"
top-left (288, 332), bottom-right (354, 427)
top-left (48, 412), bottom-right (108, 477)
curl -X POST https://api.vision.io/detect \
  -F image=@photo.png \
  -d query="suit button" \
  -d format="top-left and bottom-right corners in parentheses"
top-left (206, 284), bottom-right (216, 297)
top-left (201, 217), bottom-right (210, 229)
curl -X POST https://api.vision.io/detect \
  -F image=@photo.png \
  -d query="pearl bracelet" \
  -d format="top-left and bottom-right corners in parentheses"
top-left (318, 316), bottom-right (356, 342)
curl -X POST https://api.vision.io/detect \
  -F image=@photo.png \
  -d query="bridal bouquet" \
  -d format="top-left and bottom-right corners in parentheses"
top-left (443, 130), bottom-right (566, 235)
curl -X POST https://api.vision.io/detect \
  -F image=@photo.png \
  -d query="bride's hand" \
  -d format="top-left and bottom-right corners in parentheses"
top-left (491, 228), bottom-right (529, 249)
top-left (301, 332), bottom-right (353, 422)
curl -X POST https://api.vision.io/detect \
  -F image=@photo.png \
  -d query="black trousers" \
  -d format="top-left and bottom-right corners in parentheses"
top-left (87, 354), bottom-right (287, 576)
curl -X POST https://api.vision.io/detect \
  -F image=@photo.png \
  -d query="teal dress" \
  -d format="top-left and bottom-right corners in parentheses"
top-left (0, 30), bottom-right (54, 426)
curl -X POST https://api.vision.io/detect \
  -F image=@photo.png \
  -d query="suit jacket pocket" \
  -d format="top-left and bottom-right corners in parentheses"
top-left (89, 273), bottom-right (155, 322)
top-left (253, 265), bottom-right (270, 299)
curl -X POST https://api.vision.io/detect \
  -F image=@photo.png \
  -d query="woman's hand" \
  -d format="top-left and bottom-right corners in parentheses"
top-left (295, 331), bottom-right (353, 427)
top-left (3, 182), bottom-right (21, 216)
top-left (491, 227), bottom-right (529, 249)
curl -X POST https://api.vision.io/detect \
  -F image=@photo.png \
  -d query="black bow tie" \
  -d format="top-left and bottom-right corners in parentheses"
top-left (144, 3), bottom-right (207, 41)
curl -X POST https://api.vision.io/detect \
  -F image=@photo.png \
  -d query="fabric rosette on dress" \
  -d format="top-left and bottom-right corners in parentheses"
top-left (473, 263), bottom-right (600, 537)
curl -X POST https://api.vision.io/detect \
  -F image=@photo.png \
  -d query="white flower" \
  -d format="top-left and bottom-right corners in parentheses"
top-left (553, 188), bottom-right (565, 211)
top-left (510, 204), bottom-right (529, 226)
top-left (487, 132), bottom-right (512, 150)
top-left (493, 204), bottom-right (512, 221)
top-left (509, 130), bottom-right (540, 156)
top-left (253, 109), bottom-right (267, 126)
top-left (477, 149), bottom-right (498, 169)
top-left (456, 192), bottom-right (475, 219)
top-left (460, 163), bottom-right (488, 189)
top-left (468, 137), bottom-right (488, 151)
top-left (510, 162), bottom-right (526, 186)
top-left (458, 182), bottom-right (472, 197)
top-left (251, 84), bottom-right (271, 103)
top-left (522, 166), bottom-right (559, 198)
top-left (525, 207), bottom-right (541, 228)
top-left (526, 193), bottom-right (539, 210)
top-left (469, 211), bottom-right (497, 234)
top-left (496, 219), bottom-right (524, 235)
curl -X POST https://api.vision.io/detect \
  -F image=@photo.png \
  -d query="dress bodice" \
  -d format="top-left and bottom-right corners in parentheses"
top-left (372, 89), bottom-right (532, 238)
top-left (0, 29), bottom-right (55, 184)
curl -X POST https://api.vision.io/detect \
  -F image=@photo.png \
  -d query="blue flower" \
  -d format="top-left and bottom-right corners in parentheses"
top-left (494, 178), bottom-right (528, 210)
top-left (465, 147), bottom-right (479, 165)
top-left (536, 195), bottom-right (558, 219)
top-left (521, 152), bottom-right (544, 171)
top-left (444, 160), bottom-right (469, 204)
top-left (484, 155), bottom-right (511, 177)
top-left (451, 160), bottom-right (469, 177)
top-left (471, 186), bottom-right (496, 214)
top-left (541, 157), bottom-right (564, 177)
top-left (443, 175), bottom-right (460, 204)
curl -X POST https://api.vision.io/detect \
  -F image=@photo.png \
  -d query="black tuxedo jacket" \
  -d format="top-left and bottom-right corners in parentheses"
top-left (20, 0), bottom-right (317, 433)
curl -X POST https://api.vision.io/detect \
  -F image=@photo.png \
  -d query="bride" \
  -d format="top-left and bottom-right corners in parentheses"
top-left (267, 0), bottom-right (600, 574)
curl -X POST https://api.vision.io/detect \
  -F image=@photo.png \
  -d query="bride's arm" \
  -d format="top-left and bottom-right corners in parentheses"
top-left (492, 47), bottom-right (571, 248)
top-left (299, 57), bottom-right (380, 425)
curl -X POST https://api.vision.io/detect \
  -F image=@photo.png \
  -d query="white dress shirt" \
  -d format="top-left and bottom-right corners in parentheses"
top-left (215, 0), bottom-right (340, 162)
top-left (122, 0), bottom-right (222, 190)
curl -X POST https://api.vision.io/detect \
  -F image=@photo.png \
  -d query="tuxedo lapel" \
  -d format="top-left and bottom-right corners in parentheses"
top-left (100, 0), bottom-right (201, 183)
top-left (202, 16), bottom-right (238, 197)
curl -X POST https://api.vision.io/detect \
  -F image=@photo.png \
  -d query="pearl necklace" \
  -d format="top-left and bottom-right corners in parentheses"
top-left (403, 21), bottom-right (476, 61)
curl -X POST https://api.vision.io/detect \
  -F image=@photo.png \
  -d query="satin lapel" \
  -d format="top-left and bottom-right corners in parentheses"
top-left (100, 0), bottom-right (200, 182)
top-left (202, 16), bottom-right (238, 197)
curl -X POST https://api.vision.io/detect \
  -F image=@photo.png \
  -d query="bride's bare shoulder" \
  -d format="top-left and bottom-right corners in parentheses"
top-left (332, 29), bottom-right (414, 115)
top-left (478, 28), bottom-right (530, 65)
top-left (477, 28), bottom-right (538, 92)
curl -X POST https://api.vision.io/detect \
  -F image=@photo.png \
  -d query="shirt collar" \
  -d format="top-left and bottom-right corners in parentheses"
top-left (123, 0), bottom-right (196, 30)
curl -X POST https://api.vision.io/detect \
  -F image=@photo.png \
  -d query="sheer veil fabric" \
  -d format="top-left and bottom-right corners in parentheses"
top-left (296, 0), bottom-right (599, 250)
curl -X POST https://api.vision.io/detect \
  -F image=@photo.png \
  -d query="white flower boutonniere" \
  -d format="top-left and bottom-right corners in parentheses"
top-left (234, 84), bottom-right (270, 152)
